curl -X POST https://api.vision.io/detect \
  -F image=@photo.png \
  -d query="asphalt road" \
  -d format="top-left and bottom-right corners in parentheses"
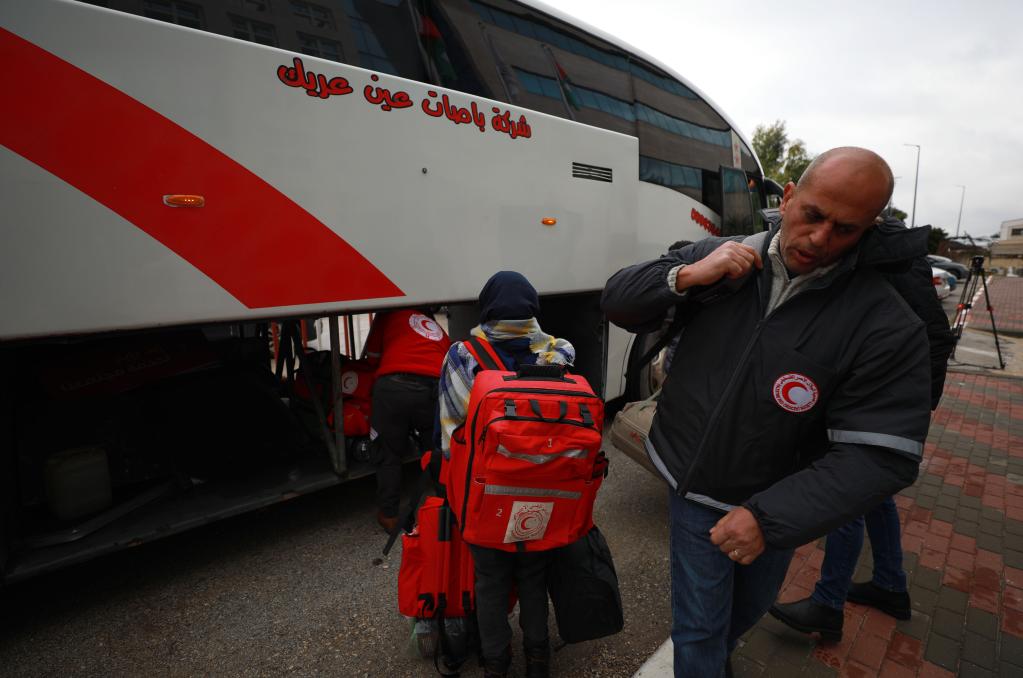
top-left (0, 436), bottom-right (672, 677)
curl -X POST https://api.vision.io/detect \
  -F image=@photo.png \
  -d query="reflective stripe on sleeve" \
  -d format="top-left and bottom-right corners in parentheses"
top-left (483, 485), bottom-right (582, 500)
top-left (827, 429), bottom-right (923, 460)
top-left (684, 492), bottom-right (737, 512)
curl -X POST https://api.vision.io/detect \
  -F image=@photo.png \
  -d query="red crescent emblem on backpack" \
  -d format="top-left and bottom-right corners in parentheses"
top-left (772, 373), bottom-right (818, 413)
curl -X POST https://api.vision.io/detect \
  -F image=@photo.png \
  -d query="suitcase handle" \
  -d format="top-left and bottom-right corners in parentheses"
top-left (505, 364), bottom-right (569, 381)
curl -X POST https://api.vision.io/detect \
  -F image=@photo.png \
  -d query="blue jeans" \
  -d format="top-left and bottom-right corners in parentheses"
top-left (812, 496), bottom-right (907, 610)
top-left (670, 492), bottom-right (793, 678)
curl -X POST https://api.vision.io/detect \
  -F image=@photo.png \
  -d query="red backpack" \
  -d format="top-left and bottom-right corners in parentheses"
top-left (445, 337), bottom-right (606, 552)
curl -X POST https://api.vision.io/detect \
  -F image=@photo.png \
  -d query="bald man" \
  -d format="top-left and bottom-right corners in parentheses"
top-left (602, 148), bottom-right (931, 677)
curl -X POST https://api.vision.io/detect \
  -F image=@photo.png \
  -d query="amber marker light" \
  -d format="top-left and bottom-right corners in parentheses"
top-left (541, 217), bottom-right (557, 226)
top-left (163, 194), bottom-right (206, 208)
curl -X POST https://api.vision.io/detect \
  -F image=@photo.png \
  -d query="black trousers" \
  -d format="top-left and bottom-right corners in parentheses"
top-left (369, 373), bottom-right (437, 517)
top-left (468, 544), bottom-right (551, 662)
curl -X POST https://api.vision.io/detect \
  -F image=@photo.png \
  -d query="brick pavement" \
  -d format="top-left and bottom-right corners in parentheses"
top-left (969, 277), bottom-right (1023, 338)
top-left (732, 372), bottom-right (1023, 677)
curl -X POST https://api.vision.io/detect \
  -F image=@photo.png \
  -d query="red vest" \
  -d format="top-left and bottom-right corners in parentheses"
top-left (365, 310), bottom-right (449, 378)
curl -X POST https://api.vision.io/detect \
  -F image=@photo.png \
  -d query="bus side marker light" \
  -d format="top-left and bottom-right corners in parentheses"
top-left (163, 194), bottom-right (206, 208)
top-left (541, 218), bottom-right (557, 226)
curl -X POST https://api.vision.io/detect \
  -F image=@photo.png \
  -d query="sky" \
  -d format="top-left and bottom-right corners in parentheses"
top-left (542, 0), bottom-right (1022, 239)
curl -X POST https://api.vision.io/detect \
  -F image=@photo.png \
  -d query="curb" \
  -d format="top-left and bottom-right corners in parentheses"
top-left (632, 638), bottom-right (672, 677)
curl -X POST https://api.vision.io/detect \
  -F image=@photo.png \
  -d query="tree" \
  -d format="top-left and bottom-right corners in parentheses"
top-left (751, 120), bottom-right (816, 185)
top-left (752, 120), bottom-right (786, 180)
top-left (928, 227), bottom-right (949, 254)
top-left (887, 206), bottom-right (908, 222)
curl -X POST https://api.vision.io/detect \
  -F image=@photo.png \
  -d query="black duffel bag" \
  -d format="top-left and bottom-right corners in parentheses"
top-left (546, 525), bottom-right (624, 644)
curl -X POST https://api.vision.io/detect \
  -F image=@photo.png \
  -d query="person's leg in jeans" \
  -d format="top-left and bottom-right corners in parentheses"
top-left (669, 492), bottom-right (735, 678)
top-left (468, 545), bottom-right (515, 671)
top-left (728, 545), bottom-right (794, 650)
top-left (864, 496), bottom-right (908, 592)
top-left (811, 516), bottom-right (865, 611)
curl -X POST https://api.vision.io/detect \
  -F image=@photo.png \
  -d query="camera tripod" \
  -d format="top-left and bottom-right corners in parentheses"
top-left (951, 256), bottom-right (1005, 369)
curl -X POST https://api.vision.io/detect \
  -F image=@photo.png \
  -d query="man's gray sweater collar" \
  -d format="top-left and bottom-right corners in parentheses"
top-left (766, 232), bottom-right (840, 314)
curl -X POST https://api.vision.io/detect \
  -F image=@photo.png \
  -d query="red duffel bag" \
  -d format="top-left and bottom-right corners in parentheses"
top-left (398, 495), bottom-right (475, 619)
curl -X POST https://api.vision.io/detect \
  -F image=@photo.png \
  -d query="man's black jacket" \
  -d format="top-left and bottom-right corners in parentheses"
top-left (768, 212), bottom-right (954, 410)
top-left (601, 223), bottom-right (933, 548)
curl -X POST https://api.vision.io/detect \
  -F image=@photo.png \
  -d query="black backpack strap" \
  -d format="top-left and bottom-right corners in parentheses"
top-left (629, 304), bottom-right (695, 377)
top-left (465, 336), bottom-right (504, 371)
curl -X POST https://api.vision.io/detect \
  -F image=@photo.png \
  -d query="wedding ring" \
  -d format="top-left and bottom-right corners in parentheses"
top-left (731, 549), bottom-right (741, 558)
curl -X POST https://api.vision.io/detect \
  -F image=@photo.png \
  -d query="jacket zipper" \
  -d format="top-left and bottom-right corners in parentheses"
top-left (677, 265), bottom-right (848, 496)
top-left (675, 319), bottom-right (766, 495)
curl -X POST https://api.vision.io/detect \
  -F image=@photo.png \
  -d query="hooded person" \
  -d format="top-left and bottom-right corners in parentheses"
top-left (434, 271), bottom-right (574, 678)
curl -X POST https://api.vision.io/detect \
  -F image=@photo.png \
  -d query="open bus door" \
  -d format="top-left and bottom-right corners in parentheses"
top-left (719, 166), bottom-right (761, 237)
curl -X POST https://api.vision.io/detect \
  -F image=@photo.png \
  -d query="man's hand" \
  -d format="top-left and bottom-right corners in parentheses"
top-left (675, 241), bottom-right (763, 292)
top-left (709, 507), bottom-right (765, 566)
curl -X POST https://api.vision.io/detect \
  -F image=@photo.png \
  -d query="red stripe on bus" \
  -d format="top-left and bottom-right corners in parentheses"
top-left (0, 28), bottom-right (403, 309)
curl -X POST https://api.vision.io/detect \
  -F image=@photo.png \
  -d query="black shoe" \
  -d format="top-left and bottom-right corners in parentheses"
top-left (376, 511), bottom-right (398, 535)
top-left (769, 598), bottom-right (843, 642)
top-left (846, 581), bottom-right (912, 620)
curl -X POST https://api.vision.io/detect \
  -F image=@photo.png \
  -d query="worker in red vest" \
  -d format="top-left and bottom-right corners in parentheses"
top-left (364, 309), bottom-right (450, 534)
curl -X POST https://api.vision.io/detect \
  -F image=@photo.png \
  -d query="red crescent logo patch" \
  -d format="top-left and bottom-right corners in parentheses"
top-left (772, 373), bottom-right (818, 413)
top-left (340, 371), bottom-right (359, 395)
top-left (409, 313), bottom-right (443, 341)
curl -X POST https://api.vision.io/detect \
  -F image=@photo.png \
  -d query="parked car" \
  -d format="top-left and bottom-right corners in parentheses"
top-left (932, 267), bottom-right (952, 299)
top-left (927, 254), bottom-right (969, 280)
top-left (936, 268), bottom-right (957, 291)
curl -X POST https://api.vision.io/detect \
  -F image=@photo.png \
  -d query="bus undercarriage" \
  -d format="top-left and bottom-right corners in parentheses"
top-left (0, 293), bottom-right (606, 583)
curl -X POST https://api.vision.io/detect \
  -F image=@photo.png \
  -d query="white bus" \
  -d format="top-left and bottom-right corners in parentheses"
top-left (0, 0), bottom-right (769, 581)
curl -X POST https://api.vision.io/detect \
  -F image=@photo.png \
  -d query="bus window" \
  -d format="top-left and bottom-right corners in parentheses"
top-left (746, 174), bottom-right (766, 231)
top-left (89, 0), bottom-right (434, 83)
top-left (638, 155), bottom-right (703, 203)
top-left (416, 0), bottom-right (491, 96)
top-left (94, 0), bottom-right (764, 199)
top-left (719, 166), bottom-right (755, 237)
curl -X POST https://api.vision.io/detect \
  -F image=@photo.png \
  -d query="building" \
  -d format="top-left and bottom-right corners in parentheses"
top-left (991, 218), bottom-right (1023, 275)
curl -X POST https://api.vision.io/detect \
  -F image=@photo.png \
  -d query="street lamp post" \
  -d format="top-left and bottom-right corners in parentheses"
top-left (887, 176), bottom-right (900, 216)
top-left (954, 184), bottom-right (966, 238)
top-left (904, 143), bottom-right (921, 228)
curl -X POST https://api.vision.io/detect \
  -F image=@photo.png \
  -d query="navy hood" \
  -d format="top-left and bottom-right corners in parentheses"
top-left (478, 271), bottom-right (539, 324)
